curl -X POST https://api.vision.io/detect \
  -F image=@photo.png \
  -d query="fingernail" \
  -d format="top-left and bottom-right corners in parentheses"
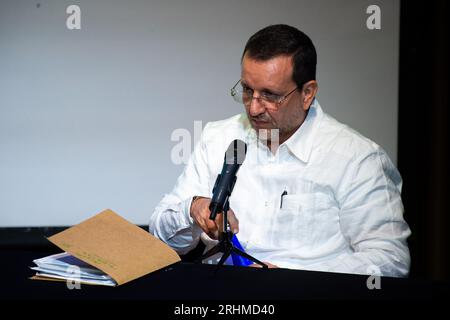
top-left (232, 228), bottom-right (238, 234)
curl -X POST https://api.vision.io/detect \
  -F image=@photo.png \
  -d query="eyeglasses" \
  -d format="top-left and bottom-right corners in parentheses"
top-left (230, 79), bottom-right (298, 111)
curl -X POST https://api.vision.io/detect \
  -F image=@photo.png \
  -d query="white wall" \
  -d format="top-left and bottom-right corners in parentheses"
top-left (0, 0), bottom-right (400, 226)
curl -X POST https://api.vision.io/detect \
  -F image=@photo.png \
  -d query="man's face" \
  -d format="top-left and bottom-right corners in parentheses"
top-left (241, 53), bottom-right (309, 145)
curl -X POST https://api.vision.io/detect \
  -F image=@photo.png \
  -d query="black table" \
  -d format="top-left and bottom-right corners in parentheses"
top-left (1, 250), bottom-right (447, 302)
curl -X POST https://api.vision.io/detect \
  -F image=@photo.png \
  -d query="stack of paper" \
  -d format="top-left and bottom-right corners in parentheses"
top-left (29, 209), bottom-right (181, 286)
top-left (31, 252), bottom-right (116, 286)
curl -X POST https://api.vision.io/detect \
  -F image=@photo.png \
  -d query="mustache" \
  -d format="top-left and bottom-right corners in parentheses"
top-left (248, 115), bottom-right (272, 122)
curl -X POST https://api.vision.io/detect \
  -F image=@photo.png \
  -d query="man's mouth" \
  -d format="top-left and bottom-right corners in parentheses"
top-left (250, 118), bottom-right (271, 128)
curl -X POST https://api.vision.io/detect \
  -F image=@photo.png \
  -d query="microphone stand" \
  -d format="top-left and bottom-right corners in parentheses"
top-left (198, 197), bottom-right (268, 270)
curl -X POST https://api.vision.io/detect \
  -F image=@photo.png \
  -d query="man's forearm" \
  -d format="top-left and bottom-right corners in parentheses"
top-left (149, 197), bottom-right (203, 255)
top-left (304, 246), bottom-right (410, 277)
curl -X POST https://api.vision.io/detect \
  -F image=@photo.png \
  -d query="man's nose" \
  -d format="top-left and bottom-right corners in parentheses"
top-left (247, 95), bottom-right (266, 116)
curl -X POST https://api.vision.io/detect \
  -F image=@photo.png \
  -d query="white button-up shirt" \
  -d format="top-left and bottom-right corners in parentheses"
top-left (149, 100), bottom-right (411, 277)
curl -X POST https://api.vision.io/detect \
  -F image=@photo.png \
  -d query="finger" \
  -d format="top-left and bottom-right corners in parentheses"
top-left (249, 263), bottom-right (262, 268)
top-left (204, 214), bottom-right (219, 239)
top-left (249, 262), bottom-right (278, 268)
top-left (264, 262), bottom-right (278, 268)
top-left (195, 218), bottom-right (211, 236)
top-left (226, 209), bottom-right (239, 234)
top-left (193, 210), bottom-right (216, 237)
top-left (196, 219), bottom-right (218, 240)
top-left (214, 213), bottom-right (224, 233)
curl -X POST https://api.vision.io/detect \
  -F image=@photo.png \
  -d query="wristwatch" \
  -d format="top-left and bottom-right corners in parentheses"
top-left (192, 196), bottom-right (204, 203)
top-left (190, 196), bottom-right (205, 216)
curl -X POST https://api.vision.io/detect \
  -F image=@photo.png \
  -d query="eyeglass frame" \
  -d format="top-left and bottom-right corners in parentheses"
top-left (230, 79), bottom-right (298, 109)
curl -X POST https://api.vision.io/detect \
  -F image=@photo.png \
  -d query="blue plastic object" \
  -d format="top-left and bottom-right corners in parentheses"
top-left (231, 234), bottom-right (253, 266)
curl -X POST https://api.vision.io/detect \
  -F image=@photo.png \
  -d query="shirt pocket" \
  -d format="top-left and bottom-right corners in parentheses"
top-left (271, 193), bottom-right (338, 250)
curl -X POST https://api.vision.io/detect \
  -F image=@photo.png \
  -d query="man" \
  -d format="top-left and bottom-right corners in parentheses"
top-left (149, 24), bottom-right (411, 277)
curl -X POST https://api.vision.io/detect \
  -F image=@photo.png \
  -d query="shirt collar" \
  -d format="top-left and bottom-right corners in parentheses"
top-left (283, 98), bottom-right (323, 163)
top-left (242, 99), bottom-right (323, 163)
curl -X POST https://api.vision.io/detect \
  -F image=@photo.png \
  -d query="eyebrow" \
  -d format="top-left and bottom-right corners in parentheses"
top-left (241, 81), bottom-right (282, 95)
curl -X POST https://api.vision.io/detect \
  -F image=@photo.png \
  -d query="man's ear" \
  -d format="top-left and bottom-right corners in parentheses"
top-left (301, 80), bottom-right (318, 110)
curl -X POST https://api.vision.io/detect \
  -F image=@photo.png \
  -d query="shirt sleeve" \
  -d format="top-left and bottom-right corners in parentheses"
top-left (149, 125), bottom-right (212, 255)
top-left (310, 146), bottom-right (411, 277)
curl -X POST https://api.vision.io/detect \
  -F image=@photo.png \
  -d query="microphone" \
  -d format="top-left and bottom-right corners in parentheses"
top-left (209, 139), bottom-right (247, 220)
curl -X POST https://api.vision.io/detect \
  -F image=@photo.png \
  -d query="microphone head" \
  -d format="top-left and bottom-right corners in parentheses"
top-left (225, 139), bottom-right (247, 165)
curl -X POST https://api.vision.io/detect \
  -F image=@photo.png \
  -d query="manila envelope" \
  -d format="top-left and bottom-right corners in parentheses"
top-left (41, 209), bottom-right (180, 286)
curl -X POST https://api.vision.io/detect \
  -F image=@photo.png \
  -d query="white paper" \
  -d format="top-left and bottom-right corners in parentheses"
top-left (31, 252), bottom-right (117, 286)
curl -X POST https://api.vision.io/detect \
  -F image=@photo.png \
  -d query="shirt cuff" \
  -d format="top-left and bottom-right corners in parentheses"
top-left (183, 196), bottom-right (196, 226)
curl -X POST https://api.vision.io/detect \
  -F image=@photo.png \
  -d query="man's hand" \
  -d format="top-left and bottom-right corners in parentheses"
top-left (249, 262), bottom-right (279, 268)
top-left (190, 196), bottom-right (239, 240)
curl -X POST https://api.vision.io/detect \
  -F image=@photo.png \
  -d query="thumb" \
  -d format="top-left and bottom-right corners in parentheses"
top-left (227, 208), bottom-right (239, 234)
